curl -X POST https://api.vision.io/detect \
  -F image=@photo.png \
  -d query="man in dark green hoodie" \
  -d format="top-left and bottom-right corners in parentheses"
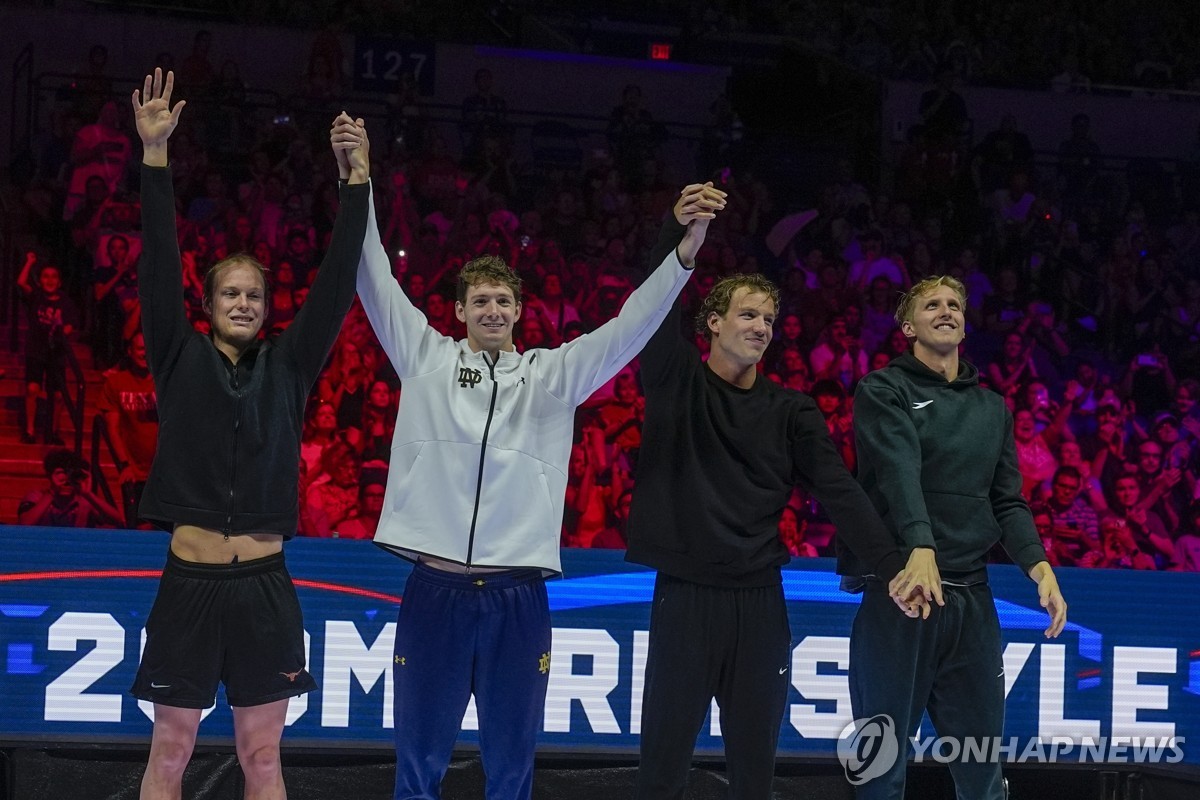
top-left (841, 275), bottom-right (1068, 800)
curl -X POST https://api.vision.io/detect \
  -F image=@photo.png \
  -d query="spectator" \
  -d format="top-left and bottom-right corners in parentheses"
top-left (17, 449), bottom-right (122, 527)
top-left (1110, 474), bottom-right (1174, 566)
top-left (597, 371), bottom-right (644, 462)
top-left (1130, 437), bottom-right (1186, 534)
top-left (525, 273), bottom-right (580, 339)
top-left (338, 480), bottom-right (386, 540)
top-left (562, 427), bottom-right (619, 548)
top-left (811, 379), bottom-right (856, 471)
top-left (92, 233), bottom-right (141, 368)
top-left (1078, 516), bottom-right (1158, 569)
top-left (17, 253), bottom-right (78, 445)
top-left (304, 442), bottom-right (362, 536)
top-left (97, 332), bottom-right (158, 527)
top-left (64, 101), bottom-right (131, 221)
top-left (1030, 504), bottom-right (1059, 566)
top-left (778, 504), bottom-right (817, 558)
top-left (846, 229), bottom-right (906, 291)
top-left (1054, 439), bottom-right (1109, 513)
top-left (1121, 347), bottom-right (1177, 423)
top-left (357, 379), bottom-right (398, 462)
top-left (985, 332), bottom-right (1037, 399)
top-left (1171, 500), bottom-right (1200, 571)
top-left (1013, 407), bottom-right (1059, 498)
top-left (300, 401), bottom-right (341, 474)
top-left (1044, 465), bottom-right (1100, 566)
top-left (809, 315), bottom-right (869, 388)
top-left (318, 338), bottom-right (370, 436)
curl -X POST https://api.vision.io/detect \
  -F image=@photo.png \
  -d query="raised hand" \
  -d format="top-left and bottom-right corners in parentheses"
top-left (131, 69), bottom-right (186, 166)
top-left (674, 182), bottom-right (727, 266)
top-left (330, 112), bottom-right (370, 185)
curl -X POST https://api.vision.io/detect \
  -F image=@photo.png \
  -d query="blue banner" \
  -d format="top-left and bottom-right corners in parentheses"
top-left (1, 528), bottom-right (1198, 767)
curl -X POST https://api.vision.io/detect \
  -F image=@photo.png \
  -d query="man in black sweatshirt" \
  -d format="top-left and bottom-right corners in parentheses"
top-left (842, 276), bottom-right (1068, 799)
top-left (626, 216), bottom-right (915, 799)
top-left (128, 70), bottom-right (369, 800)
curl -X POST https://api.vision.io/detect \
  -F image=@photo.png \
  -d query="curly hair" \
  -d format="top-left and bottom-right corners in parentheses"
top-left (894, 275), bottom-right (966, 326)
top-left (456, 255), bottom-right (522, 304)
top-left (694, 273), bottom-right (780, 340)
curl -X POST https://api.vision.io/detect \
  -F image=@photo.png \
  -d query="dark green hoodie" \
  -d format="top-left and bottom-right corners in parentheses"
top-left (838, 352), bottom-right (1047, 586)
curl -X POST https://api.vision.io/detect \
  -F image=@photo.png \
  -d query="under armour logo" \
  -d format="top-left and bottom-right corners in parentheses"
top-left (538, 651), bottom-right (551, 674)
top-left (458, 366), bottom-right (483, 389)
top-left (518, 377), bottom-right (526, 385)
top-left (395, 655), bottom-right (406, 666)
top-left (279, 670), bottom-right (303, 682)
top-left (911, 400), bottom-right (933, 409)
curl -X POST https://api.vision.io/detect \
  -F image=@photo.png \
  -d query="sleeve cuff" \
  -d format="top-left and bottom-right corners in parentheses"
top-left (902, 521), bottom-right (937, 551)
top-left (872, 551), bottom-right (907, 585)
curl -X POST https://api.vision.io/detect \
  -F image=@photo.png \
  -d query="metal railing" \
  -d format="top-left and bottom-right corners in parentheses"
top-left (52, 341), bottom-right (87, 457)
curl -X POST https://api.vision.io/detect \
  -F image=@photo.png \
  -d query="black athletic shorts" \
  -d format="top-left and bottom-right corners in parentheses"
top-left (131, 550), bottom-right (317, 709)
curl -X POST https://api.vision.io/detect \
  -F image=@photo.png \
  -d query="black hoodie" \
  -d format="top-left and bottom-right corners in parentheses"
top-left (838, 351), bottom-right (1047, 586)
top-left (137, 165), bottom-right (369, 536)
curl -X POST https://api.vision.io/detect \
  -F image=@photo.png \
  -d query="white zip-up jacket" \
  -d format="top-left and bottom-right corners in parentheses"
top-left (357, 190), bottom-right (692, 575)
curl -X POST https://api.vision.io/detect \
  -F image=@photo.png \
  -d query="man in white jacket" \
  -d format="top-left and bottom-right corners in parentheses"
top-left (352, 122), bottom-right (725, 800)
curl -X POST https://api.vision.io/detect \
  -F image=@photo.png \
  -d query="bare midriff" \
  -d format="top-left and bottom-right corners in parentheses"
top-left (170, 524), bottom-right (284, 563)
top-left (418, 555), bottom-right (510, 574)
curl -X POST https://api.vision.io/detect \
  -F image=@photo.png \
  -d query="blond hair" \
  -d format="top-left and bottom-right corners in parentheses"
top-left (894, 275), bottom-right (967, 326)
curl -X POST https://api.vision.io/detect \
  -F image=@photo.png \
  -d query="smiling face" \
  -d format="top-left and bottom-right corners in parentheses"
top-left (204, 262), bottom-right (266, 354)
top-left (1013, 409), bottom-right (1036, 441)
top-left (707, 287), bottom-right (776, 370)
top-left (456, 281), bottom-right (522, 354)
top-left (902, 284), bottom-right (965, 360)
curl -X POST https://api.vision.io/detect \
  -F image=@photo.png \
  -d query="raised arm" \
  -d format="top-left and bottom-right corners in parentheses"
top-left (540, 184), bottom-right (724, 404)
top-left (276, 113), bottom-right (370, 387)
top-left (355, 153), bottom-right (456, 381)
top-left (16, 251), bottom-right (37, 295)
top-left (132, 69), bottom-right (191, 378)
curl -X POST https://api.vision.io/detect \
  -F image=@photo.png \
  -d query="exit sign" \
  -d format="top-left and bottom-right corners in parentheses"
top-left (650, 42), bottom-right (672, 60)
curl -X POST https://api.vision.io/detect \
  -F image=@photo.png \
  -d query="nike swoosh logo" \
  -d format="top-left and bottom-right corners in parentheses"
top-left (150, 682), bottom-right (171, 689)
top-left (779, 667), bottom-right (788, 674)
top-left (912, 401), bottom-right (934, 409)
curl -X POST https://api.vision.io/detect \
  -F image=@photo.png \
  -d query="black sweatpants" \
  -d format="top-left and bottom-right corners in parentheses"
top-left (849, 582), bottom-right (1006, 800)
top-left (635, 573), bottom-right (792, 800)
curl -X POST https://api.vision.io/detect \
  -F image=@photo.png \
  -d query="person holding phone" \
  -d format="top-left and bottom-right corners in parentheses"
top-left (1044, 465), bottom-right (1099, 566)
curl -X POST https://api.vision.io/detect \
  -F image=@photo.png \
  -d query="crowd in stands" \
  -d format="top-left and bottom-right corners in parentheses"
top-left (11, 31), bottom-right (1200, 574)
top-left (804, 0), bottom-right (1200, 92)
